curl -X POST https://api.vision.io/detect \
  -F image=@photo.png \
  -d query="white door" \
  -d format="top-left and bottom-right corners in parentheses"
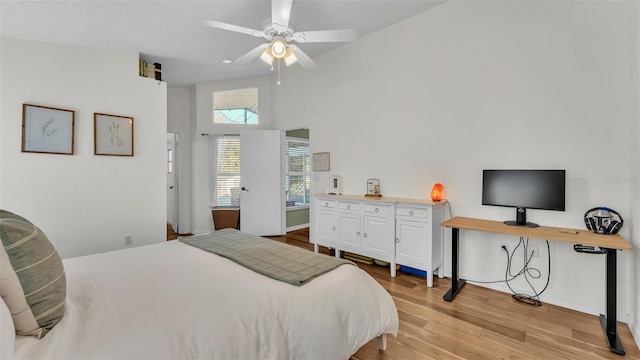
top-left (239, 130), bottom-right (284, 236)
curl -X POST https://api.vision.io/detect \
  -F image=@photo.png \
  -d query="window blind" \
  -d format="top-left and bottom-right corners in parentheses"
top-left (285, 138), bottom-right (310, 207)
top-left (215, 136), bottom-right (241, 206)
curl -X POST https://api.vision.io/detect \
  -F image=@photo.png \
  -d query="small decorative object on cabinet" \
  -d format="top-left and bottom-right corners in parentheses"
top-left (365, 178), bottom-right (381, 197)
top-left (327, 175), bottom-right (343, 195)
top-left (431, 183), bottom-right (444, 201)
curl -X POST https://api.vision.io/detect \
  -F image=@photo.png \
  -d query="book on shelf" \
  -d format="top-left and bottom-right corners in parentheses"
top-left (139, 60), bottom-right (162, 81)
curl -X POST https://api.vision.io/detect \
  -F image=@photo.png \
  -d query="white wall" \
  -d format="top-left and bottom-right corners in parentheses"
top-left (0, 38), bottom-right (167, 258)
top-left (272, 1), bottom-right (636, 323)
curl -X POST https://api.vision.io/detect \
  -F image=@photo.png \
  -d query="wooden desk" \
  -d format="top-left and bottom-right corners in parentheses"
top-left (441, 216), bottom-right (633, 356)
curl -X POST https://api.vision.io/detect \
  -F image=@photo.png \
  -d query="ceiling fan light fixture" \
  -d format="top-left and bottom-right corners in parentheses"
top-left (259, 48), bottom-right (275, 65)
top-left (283, 48), bottom-right (298, 66)
top-left (270, 39), bottom-right (287, 59)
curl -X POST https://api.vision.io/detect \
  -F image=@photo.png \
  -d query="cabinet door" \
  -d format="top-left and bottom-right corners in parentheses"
top-left (362, 215), bottom-right (392, 260)
top-left (396, 219), bottom-right (429, 269)
top-left (338, 212), bottom-right (361, 252)
top-left (315, 210), bottom-right (336, 247)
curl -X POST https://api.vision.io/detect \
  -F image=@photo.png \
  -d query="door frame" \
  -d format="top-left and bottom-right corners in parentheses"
top-left (282, 126), bottom-right (312, 232)
top-left (167, 132), bottom-right (179, 233)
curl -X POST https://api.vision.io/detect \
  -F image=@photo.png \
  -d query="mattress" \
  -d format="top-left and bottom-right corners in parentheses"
top-left (13, 239), bottom-right (399, 359)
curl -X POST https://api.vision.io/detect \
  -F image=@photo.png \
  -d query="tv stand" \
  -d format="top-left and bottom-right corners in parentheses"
top-left (441, 216), bottom-right (633, 356)
top-left (504, 220), bottom-right (539, 228)
top-left (504, 207), bottom-right (540, 227)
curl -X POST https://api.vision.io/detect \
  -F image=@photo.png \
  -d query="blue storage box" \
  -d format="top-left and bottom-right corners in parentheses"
top-left (400, 265), bottom-right (427, 277)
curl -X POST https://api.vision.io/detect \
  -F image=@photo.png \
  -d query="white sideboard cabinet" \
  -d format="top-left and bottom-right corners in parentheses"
top-left (313, 194), bottom-right (445, 286)
top-left (315, 198), bottom-right (337, 247)
top-left (395, 202), bottom-right (444, 287)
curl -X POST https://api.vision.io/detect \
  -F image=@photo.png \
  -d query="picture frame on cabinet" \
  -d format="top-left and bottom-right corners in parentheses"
top-left (94, 112), bottom-right (134, 156)
top-left (21, 103), bottom-right (75, 155)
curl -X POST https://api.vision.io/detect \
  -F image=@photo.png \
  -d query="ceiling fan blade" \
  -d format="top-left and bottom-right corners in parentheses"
top-left (197, 18), bottom-right (264, 38)
top-left (293, 29), bottom-right (357, 43)
top-left (235, 44), bottom-right (270, 65)
top-left (271, 0), bottom-right (293, 31)
top-left (288, 45), bottom-right (316, 69)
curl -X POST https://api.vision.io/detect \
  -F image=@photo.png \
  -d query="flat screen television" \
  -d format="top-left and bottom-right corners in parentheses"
top-left (482, 169), bottom-right (566, 228)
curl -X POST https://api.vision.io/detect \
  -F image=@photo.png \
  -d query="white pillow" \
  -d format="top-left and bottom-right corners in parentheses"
top-left (0, 297), bottom-right (15, 359)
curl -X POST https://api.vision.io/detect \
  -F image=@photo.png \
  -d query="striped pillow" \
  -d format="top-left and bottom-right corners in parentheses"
top-left (0, 210), bottom-right (66, 338)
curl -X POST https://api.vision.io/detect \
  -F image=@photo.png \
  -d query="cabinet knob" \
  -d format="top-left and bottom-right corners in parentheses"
top-left (395, 238), bottom-right (399, 243)
top-left (363, 233), bottom-right (368, 238)
top-left (409, 211), bottom-right (414, 216)
top-left (347, 205), bottom-right (351, 210)
top-left (375, 208), bottom-right (379, 213)
top-left (357, 231), bottom-right (360, 236)
top-left (332, 227), bottom-right (335, 231)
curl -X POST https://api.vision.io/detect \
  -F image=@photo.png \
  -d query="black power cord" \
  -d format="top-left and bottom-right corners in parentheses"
top-left (466, 237), bottom-right (551, 306)
top-left (504, 237), bottom-right (551, 306)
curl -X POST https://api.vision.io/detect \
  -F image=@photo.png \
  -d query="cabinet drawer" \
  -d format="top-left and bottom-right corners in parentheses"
top-left (363, 203), bottom-right (392, 215)
top-left (316, 199), bottom-right (336, 209)
top-left (338, 201), bottom-right (361, 212)
top-left (396, 206), bottom-right (429, 220)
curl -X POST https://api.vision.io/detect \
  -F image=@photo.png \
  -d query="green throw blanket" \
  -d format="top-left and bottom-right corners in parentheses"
top-left (179, 229), bottom-right (353, 286)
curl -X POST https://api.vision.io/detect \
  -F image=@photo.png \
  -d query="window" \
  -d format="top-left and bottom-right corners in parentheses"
top-left (285, 138), bottom-right (310, 208)
top-left (213, 87), bottom-right (258, 124)
top-left (214, 136), bottom-right (241, 206)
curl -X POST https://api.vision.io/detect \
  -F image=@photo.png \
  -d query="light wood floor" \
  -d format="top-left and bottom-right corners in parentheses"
top-left (166, 223), bottom-right (191, 240)
top-left (265, 228), bottom-right (640, 360)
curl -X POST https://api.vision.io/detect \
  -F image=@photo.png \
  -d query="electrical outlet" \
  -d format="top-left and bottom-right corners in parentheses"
top-left (124, 233), bottom-right (133, 245)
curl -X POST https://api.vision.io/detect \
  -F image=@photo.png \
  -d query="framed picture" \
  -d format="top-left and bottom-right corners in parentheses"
top-left (94, 113), bottom-right (134, 156)
top-left (22, 104), bottom-right (75, 155)
top-left (312, 152), bottom-right (330, 171)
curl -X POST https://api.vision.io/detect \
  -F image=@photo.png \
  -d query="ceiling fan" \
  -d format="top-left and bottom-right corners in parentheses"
top-left (197, 0), bottom-right (357, 69)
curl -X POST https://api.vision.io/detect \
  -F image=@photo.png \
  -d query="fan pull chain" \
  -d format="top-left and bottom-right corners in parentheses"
top-left (277, 59), bottom-right (281, 85)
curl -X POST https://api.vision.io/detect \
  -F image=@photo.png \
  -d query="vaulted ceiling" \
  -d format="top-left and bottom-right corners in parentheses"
top-left (0, 0), bottom-right (443, 88)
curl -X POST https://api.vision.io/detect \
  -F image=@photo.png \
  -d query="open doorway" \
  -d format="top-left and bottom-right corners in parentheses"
top-left (284, 128), bottom-right (310, 231)
top-left (167, 132), bottom-right (179, 233)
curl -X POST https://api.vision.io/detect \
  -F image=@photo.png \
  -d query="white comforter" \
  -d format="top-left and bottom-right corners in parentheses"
top-left (14, 240), bottom-right (398, 359)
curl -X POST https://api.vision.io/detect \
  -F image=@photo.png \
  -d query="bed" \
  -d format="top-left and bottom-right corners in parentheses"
top-left (2, 225), bottom-right (399, 359)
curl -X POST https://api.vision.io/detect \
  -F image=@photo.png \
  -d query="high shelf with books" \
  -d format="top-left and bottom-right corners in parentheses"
top-left (139, 59), bottom-right (162, 81)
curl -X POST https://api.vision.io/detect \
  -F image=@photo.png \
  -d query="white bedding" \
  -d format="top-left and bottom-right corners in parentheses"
top-left (13, 240), bottom-right (398, 359)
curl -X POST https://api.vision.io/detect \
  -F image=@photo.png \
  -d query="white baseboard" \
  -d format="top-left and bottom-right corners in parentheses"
top-left (286, 223), bottom-right (309, 232)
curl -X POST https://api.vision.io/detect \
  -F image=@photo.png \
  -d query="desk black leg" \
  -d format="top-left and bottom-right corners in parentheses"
top-left (599, 248), bottom-right (625, 355)
top-left (444, 227), bottom-right (466, 301)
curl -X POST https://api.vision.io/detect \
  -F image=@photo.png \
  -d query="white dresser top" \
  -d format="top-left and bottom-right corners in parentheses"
top-left (314, 193), bottom-right (446, 207)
